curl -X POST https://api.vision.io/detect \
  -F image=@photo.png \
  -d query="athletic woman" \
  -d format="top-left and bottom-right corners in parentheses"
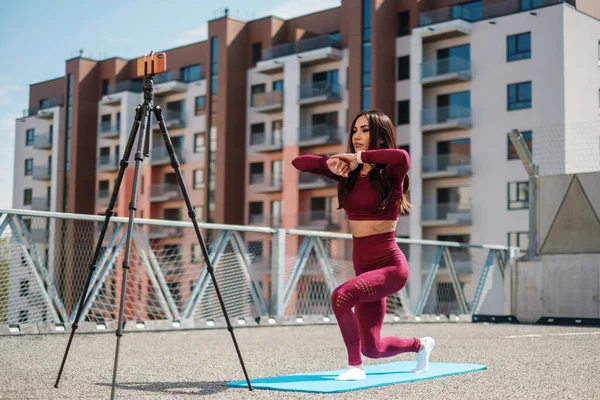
top-left (291, 109), bottom-right (434, 381)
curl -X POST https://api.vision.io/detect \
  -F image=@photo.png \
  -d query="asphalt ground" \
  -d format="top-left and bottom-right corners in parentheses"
top-left (1, 322), bottom-right (599, 399)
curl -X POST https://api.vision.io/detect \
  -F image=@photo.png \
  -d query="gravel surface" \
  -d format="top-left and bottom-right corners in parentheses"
top-left (1, 322), bottom-right (599, 399)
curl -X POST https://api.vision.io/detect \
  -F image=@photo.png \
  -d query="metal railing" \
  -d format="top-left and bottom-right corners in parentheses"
top-left (421, 202), bottom-right (472, 224)
top-left (421, 105), bottom-right (471, 127)
top-left (263, 34), bottom-right (341, 60)
top-left (162, 110), bottom-right (186, 127)
top-left (154, 68), bottom-right (206, 84)
top-left (98, 120), bottom-right (119, 136)
top-left (97, 155), bottom-right (118, 171)
top-left (24, 96), bottom-right (63, 117)
top-left (33, 133), bottom-right (52, 149)
top-left (106, 81), bottom-right (143, 95)
top-left (250, 131), bottom-right (283, 148)
top-left (251, 174), bottom-right (282, 192)
top-left (419, 0), bottom-right (567, 27)
top-left (0, 209), bottom-right (518, 329)
top-left (299, 82), bottom-right (342, 101)
top-left (422, 154), bottom-right (472, 175)
top-left (252, 91), bottom-right (284, 108)
top-left (151, 147), bottom-right (185, 164)
top-left (298, 124), bottom-right (342, 143)
top-left (32, 166), bottom-right (51, 180)
top-left (421, 57), bottom-right (471, 80)
top-left (150, 184), bottom-right (183, 201)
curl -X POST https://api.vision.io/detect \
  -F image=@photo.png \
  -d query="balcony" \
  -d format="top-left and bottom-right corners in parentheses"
top-left (249, 131), bottom-right (283, 152)
top-left (149, 184), bottom-right (183, 202)
top-left (33, 133), bottom-right (52, 149)
top-left (251, 91), bottom-right (284, 113)
top-left (154, 110), bottom-right (186, 130)
top-left (257, 34), bottom-right (342, 74)
top-left (154, 69), bottom-right (205, 95)
top-left (421, 105), bottom-right (471, 133)
top-left (32, 166), bottom-right (51, 181)
top-left (299, 82), bottom-right (342, 106)
top-left (101, 81), bottom-right (143, 105)
top-left (421, 154), bottom-right (472, 179)
top-left (298, 124), bottom-right (343, 148)
top-left (31, 197), bottom-right (50, 211)
top-left (97, 189), bottom-right (110, 206)
top-left (147, 225), bottom-right (185, 239)
top-left (251, 174), bottom-right (282, 194)
top-left (98, 120), bottom-right (120, 138)
top-left (151, 147), bottom-right (186, 166)
top-left (297, 211), bottom-right (343, 231)
top-left (97, 155), bottom-right (119, 172)
top-left (298, 172), bottom-right (338, 190)
top-left (421, 202), bottom-right (472, 227)
top-left (24, 96), bottom-right (63, 119)
top-left (421, 57), bottom-right (471, 87)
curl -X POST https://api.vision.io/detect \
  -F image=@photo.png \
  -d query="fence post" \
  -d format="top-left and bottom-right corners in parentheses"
top-left (271, 228), bottom-right (286, 316)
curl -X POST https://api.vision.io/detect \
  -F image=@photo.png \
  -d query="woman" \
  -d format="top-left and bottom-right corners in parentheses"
top-left (291, 110), bottom-right (434, 381)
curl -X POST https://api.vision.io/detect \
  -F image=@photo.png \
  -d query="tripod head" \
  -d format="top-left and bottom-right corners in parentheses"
top-left (136, 51), bottom-right (167, 157)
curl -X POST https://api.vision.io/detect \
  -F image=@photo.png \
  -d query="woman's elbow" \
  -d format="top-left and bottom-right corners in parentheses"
top-left (398, 149), bottom-right (410, 169)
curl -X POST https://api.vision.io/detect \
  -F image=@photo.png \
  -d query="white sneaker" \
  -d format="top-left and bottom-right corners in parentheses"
top-left (335, 366), bottom-right (366, 381)
top-left (412, 337), bottom-right (435, 373)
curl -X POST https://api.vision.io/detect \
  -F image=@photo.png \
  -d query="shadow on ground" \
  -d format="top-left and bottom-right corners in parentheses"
top-left (96, 380), bottom-right (231, 396)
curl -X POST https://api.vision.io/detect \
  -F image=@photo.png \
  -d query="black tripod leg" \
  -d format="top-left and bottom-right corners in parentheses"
top-left (153, 105), bottom-right (253, 391)
top-left (54, 105), bottom-right (144, 389)
top-left (110, 100), bottom-right (152, 400)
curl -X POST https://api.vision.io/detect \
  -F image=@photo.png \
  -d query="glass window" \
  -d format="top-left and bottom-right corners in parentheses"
top-left (507, 32), bottom-right (531, 62)
top-left (397, 56), bottom-right (409, 80)
top-left (397, 100), bottom-right (409, 125)
top-left (508, 232), bottom-right (529, 252)
top-left (508, 82), bottom-right (532, 110)
top-left (508, 130), bottom-right (532, 159)
top-left (508, 181), bottom-right (529, 209)
top-left (397, 11), bottom-right (410, 37)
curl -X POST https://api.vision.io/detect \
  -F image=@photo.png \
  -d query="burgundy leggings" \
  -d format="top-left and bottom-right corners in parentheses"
top-left (331, 231), bottom-right (420, 366)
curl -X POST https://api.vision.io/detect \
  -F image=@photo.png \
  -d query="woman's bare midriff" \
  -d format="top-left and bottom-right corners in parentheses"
top-left (348, 220), bottom-right (397, 237)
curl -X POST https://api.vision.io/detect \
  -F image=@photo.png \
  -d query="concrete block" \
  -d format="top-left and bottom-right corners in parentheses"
top-left (0, 323), bottom-right (39, 336)
top-left (37, 323), bottom-right (72, 334)
top-left (515, 260), bottom-right (544, 324)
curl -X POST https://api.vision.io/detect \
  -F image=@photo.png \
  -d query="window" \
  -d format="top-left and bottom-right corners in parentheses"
top-left (272, 80), bottom-right (283, 92)
top-left (249, 162), bottom-right (264, 184)
top-left (328, 31), bottom-right (341, 41)
top-left (24, 159), bottom-right (33, 176)
top-left (210, 36), bottom-right (218, 95)
top-left (164, 208), bottom-right (182, 221)
top-left (452, 0), bottom-right (483, 22)
top-left (507, 32), bottom-right (531, 62)
top-left (397, 11), bottom-right (410, 37)
top-left (195, 96), bottom-right (206, 115)
top-left (249, 202), bottom-right (263, 224)
top-left (508, 131), bottom-right (532, 159)
top-left (397, 100), bottom-right (410, 125)
top-left (193, 169), bottom-right (204, 189)
top-left (508, 81), bottom-right (532, 110)
top-left (508, 231), bottom-right (529, 252)
top-left (398, 144), bottom-right (410, 153)
top-left (26, 129), bottom-right (34, 146)
top-left (519, 0), bottom-right (543, 11)
top-left (191, 244), bottom-right (201, 264)
top-left (194, 133), bottom-right (205, 153)
top-left (23, 189), bottom-right (32, 205)
top-left (508, 181), bottom-right (529, 210)
top-left (250, 84), bottom-right (265, 106)
top-left (101, 79), bottom-right (109, 96)
top-left (437, 44), bottom-right (470, 74)
top-left (181, 64), bottom-right (201, 82)
top-left (252, 42), bottom-right (262, 64)
top-left (397, 56), bottom-right (409, 81)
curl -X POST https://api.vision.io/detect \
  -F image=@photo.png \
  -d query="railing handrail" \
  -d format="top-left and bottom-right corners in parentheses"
top-left (421, 104), bottom-right (471, 113)
top-left (422, 153), bottom-right (471, 163)
top-left (263, 34), bottom-right (341, 61)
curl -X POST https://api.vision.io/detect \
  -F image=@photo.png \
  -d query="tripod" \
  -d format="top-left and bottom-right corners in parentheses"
top-left (54, 56), bottom-right (253, 399)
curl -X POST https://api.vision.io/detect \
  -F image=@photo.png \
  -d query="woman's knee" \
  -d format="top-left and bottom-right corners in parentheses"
top-left (330, 285), bottom-right (355, 310)
top-left (361, 343), bottom-right (382, 359)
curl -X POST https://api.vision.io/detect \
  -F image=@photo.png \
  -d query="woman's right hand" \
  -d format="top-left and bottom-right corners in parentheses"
top-left (327, 157), bottom-right (350, 178)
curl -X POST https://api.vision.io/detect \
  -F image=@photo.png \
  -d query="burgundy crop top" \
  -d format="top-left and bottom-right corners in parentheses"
top-left (291, 149), bottom-right (410, 221)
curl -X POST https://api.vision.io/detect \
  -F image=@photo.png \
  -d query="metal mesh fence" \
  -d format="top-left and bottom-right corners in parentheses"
top-left (0, 210), bottom-right (515, 326)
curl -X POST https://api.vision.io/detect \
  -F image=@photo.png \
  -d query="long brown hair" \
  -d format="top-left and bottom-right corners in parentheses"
top-left (337, 109), bottom-right (411, 215)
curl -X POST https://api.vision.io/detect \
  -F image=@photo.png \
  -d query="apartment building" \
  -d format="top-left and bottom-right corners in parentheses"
top-left (12, 0), bottom-right (600, 320)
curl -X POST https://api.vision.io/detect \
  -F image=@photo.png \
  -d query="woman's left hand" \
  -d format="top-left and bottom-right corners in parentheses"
top-left (331, 153), bottom-right (359, 171)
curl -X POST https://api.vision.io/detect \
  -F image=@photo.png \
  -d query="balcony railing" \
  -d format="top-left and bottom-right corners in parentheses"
top-left (249, 131), bottom-right (283, 151)
top-left (252, 91), bottom-right (284, 111)
top-left (251, 174), bottom-right (283, 193)
top-left (421, 105), bottom-right (471, 131)
top-left (150, 184), bottom-right (183, 202)
top-left (160, 110), bottom-right (186, 128)
top-left (422, 154), bottom-right (472, 176)
top-left (298, 124), bottom-right (342, 145)
top-left (421, 202), bottom-right (472, 225)
top-left (31, 197), bottom-right (50, 211)
top-left (297, 211), bottom-right (344, 231)
top-left (24, 96), bottom-right (64, 117)
top-left (419, 0), bottom-right (566, 27)
top-left (151, 147), bottom-right (186, 165)
top-left (98, 121), bottom-right (120, 137)
top-left (154, 68), bottom-right (206, 84)
top-left (98, 155), bottom-right (118, 172)
top-left (298, 172), bottom-right (338, 189)
top-left (147, 225), bottom-right (184, 239)
top-left (421, 56), bottom-right (471, 83)
top-left (299, 82), bottom-right (342, 103)
top-left (33, 133), bottom-right (52, 149)
top-left (263, 34), bottom-right (341, 61)
top-left (32, 166), bottom-right (51, 180)
top-left (106, 81), bottom-right (143, 95)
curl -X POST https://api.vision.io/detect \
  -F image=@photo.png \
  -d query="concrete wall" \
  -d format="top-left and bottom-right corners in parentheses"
top-left (515, 255), bottom-right (600, 323)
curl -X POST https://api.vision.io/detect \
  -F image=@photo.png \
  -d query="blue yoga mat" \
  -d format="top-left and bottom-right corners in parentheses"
top-left (227, 361), bottom-right (486, 394)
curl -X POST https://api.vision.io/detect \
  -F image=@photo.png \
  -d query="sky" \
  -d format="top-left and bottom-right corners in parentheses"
top-left (0, 0), bottom-right (341, 209)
